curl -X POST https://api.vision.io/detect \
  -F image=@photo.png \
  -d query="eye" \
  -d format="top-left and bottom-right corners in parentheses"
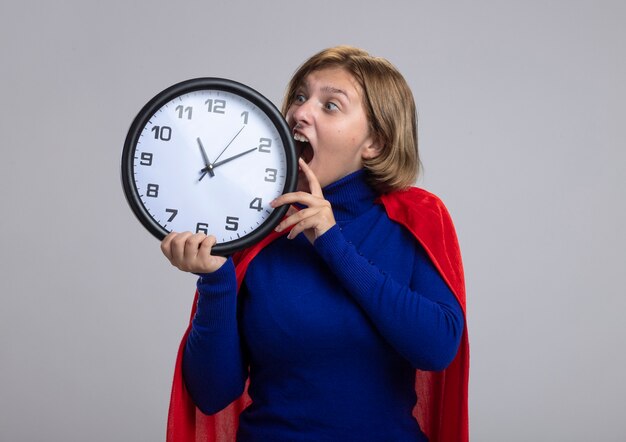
top-left (294, 94), bottom-right (306, 104)
top-left (324, 102), bottom-right (339, 112)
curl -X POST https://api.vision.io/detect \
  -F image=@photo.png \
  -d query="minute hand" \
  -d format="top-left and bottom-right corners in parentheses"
top-left (213, 125), bottom-right (245, 163)
top-left (212, 147), bottom-right (258, 169)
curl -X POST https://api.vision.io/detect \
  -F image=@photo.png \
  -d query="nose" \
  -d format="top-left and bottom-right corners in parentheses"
top-left (290, 99), bottom-right (314, 126)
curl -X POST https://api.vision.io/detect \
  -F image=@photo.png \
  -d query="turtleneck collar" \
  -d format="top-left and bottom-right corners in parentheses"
top-left (321, 170), bottom-right (378, 224)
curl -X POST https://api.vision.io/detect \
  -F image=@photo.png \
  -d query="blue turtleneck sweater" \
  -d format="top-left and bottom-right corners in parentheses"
top-left (183, 171), bottom-right (464, 441)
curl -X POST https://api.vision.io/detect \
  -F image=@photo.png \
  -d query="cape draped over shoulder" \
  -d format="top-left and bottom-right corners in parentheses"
top-left (166, 187), bottom-right (469, 442)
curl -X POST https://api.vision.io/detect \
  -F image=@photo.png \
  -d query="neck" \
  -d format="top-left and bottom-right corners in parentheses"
top-left (322, 170), bottom-right (377, 224)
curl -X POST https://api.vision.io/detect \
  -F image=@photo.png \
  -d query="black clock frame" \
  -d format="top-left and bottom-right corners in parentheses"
top-left (121, 77), bottom-right (297, 256)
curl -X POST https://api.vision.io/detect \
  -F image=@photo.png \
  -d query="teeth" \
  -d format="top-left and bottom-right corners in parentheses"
top-left (294, 133), bottom-right (309, 143)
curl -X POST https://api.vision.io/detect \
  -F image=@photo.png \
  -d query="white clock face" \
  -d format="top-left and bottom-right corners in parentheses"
top-left (130, 88), bottom-right (291, 247)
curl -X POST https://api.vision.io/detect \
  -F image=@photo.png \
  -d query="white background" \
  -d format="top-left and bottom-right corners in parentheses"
top-left (1, 1), bottom-right (624, 440)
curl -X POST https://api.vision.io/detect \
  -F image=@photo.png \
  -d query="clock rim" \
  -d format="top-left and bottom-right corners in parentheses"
top-left (121, 77), bottom-right (297, 256)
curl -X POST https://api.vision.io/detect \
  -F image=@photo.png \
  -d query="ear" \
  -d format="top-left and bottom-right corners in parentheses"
top-left (361, 136), bottom-right (383, 160)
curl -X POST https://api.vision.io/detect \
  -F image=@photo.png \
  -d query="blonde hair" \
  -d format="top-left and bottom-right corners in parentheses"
top-left (282, 46), bottom-right (420, 194)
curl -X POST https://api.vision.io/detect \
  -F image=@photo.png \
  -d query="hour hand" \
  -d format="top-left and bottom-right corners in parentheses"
top-left (197, 137), bottom-right (215, 180)
top-left (212, 147), bottom-right (258, 169)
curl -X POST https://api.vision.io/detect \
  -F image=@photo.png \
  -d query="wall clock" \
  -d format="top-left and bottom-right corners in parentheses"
top-left (121, 78), bottom-right (297, 256)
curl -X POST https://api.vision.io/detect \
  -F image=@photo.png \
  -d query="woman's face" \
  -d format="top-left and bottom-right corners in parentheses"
top-left (285, 67), bottom-right (380, 191)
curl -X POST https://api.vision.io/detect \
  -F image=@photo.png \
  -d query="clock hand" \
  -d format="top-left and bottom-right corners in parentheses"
top-left (212, 147), bottom-right (258, 169)
top-left (198, 147), bottom-right (258, 180)
top-left (212, 125), bottom-right (246, 164)
top-left (197, 137), bottom-right (214, 180)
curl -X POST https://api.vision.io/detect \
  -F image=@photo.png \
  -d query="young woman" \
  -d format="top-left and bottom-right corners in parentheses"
top-left (163, 46), bottom-right (469, 442)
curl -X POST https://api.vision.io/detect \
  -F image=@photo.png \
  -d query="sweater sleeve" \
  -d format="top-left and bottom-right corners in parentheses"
top-left (314, 225), bottom-right (464, 371)
top-left (182, 258), bottom-right (248, 415)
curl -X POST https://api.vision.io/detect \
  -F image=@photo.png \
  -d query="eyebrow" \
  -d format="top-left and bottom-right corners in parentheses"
top-left (321, 86), bottom-right (350, 101)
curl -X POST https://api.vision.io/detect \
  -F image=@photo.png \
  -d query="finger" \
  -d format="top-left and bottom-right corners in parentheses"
top-left (299, 158), bottom-right (323, 197)
top-left (161, 232), bottom-right (178, 260)
top-left (198, 234), bottom-right (217, 256)
top-left (170, 231), bottom-right (193, 265)
top-left (287, 216), bottom-right (319, 240)
top-left (272, 191), bottom-right (329, 209)
top-left (275, 207), bottom-right (318, 232)
top-left (200, 235), bottom-right (230, 273)
top-left (184, 233), bottom-right (207, 262)
top-left (196, 235), bottom-right (217, 273)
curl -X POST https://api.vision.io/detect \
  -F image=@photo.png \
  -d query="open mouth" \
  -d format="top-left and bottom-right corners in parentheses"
top-left (294, 133), bottom-right (314, 165)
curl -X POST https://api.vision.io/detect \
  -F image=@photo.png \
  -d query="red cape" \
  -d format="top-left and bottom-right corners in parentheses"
top-left (166, 187), bottom-right (469, 441)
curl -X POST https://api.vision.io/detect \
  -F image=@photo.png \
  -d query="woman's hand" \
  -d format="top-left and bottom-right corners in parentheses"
top-left (160, 232), bottom-right (227, 273)
top-left (271, 158), bottom-right (336, 244)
